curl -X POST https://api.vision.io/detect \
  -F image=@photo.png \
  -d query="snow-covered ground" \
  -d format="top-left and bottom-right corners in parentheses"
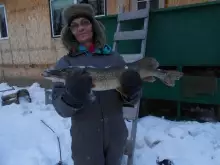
top-left (0, 82), bottom-right (220, 165)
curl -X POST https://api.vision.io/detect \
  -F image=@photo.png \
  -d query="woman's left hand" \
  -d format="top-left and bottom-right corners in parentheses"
top-left (119, 69), bottom-right (142, 97)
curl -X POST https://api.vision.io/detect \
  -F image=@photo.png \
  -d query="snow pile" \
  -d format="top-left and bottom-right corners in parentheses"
top-left (134, 117), bottom-right (220, 165)
top-left (0, 82), bottom-right (219, 165)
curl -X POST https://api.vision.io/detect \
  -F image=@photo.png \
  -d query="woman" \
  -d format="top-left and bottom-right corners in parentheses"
top-left (52, 3), bottom-right (142, 165)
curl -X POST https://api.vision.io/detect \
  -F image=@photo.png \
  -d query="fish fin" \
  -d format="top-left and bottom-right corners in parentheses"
top-left (126, 57), bottom-right (159, 70)
top-left (143, 76), bottom-right (156, 83)
top-left (138, 57), bottom-right (159, 69)
top-left (158, 70), bottom-right (183, 87)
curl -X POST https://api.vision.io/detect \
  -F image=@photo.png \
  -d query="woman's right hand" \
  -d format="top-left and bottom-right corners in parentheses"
top-left (65, 68), bottom-right (93, 103)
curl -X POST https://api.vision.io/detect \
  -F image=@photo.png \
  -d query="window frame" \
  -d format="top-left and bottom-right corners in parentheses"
top-left (0, 4), bottom-right (9, 40)
top-left (92, 0), bottom-right (107, 17)
top-left (49, 0), bottom-right (76, 38)
top-left (49, 0), bottom-right (106, 38)
top-left (135, 0), bottom-right (163, 10)
top-left (137, 0), bottom-right (148, 10)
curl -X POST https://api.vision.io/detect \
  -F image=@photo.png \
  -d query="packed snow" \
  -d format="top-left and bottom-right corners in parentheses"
top-left (0, 82), bottom-right (220, 165)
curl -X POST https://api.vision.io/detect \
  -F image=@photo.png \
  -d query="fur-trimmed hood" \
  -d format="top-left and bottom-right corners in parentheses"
top-left (60, 4), bottom-right (107, 52)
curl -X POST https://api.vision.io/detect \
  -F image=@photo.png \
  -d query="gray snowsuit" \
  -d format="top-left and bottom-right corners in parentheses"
top-left (51, 4), bottom-right (141, 165)
top-left (52, 51), bottom-right (129, 165)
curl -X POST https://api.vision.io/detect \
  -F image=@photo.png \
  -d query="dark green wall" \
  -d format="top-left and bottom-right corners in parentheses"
top-left (96, 1), bottom-right (220, 109)
top-left (97, 1), bottom-right (220, 66)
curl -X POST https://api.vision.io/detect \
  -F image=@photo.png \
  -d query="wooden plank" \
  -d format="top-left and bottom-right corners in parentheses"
top-left (107, 0), bottom-right (117, 15)
top-left (131, 0), bottom-right (137, 11)
top-left (124, 0), bottom-right (131, 12)
top-left (117, 0), bottom-right (130, 12)
top-left (166, 0), bottom-right (214, 7)
top-left (114, 30), bottom-right (147, 41)
top-left (118, 8), bottom-right (149, 21)
top-left (117, 0), bottom-right (125, 13)
top-left (159, 0), bottom-right (166, 8)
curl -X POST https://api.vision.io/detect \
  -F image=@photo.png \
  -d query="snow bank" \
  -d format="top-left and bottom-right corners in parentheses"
top-left (0, 82), bottom-right (219, 165)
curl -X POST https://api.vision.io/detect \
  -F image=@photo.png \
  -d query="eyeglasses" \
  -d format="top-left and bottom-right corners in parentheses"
top-left (69, 19), bottom-right (91, 31)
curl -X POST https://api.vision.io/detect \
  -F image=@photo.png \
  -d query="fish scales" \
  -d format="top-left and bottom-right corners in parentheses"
top-left (88, 67), bottom-right (126, 90)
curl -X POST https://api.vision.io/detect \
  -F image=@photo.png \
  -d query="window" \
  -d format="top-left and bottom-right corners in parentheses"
top-left (137, 0), bottom-right (148, 10)
top-left (50, 0), bottom-right (106, 37)
top-left (0, 4), bottom-right (8, 39)
top-left (137, 0), bottom-right (159, 10)
top-left (50, 0), bottom-right (75, 37)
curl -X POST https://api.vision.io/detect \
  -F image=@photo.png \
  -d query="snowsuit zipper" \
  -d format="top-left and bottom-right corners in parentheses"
top-left (97, 92), bottom-right (106, 154)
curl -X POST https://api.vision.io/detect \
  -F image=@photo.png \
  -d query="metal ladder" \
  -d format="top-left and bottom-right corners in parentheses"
top-left (113, 5), bottom-right (150, 63)
top-left (112, 3), bottom-right (150, 165)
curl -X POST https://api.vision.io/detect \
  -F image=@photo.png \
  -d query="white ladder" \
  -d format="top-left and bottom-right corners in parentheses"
top-left (112, 3), bottom-right (150, 165)
top-left (113, 5), bottom-right (150, 63)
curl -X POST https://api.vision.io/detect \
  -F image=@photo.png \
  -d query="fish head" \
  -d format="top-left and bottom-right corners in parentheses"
top-left (41, 67), bottom-right (75, 83)
top-left (42, 68), bottom-right (67, 78)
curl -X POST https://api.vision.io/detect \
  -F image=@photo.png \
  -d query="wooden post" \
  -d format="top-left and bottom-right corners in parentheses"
top-left (159, 0), bottom-right (165, 8)
top-left (131, 0), bottom-right (137, 11)
top-left (117, 0), bottom-right (125, 13)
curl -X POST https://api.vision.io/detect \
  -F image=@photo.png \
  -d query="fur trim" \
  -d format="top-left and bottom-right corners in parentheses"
top-left (61, 4), bottom-right (106, 51)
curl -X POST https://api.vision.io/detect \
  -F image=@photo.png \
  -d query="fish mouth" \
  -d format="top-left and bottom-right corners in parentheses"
top-left (41, 70), bottom-right (51, 77)
top-left (41, 69), bottom-right (58, 78)
top-left (41, 72), bottom-right (48, 77)
top-left (41, 69), bottom-right (66, 79)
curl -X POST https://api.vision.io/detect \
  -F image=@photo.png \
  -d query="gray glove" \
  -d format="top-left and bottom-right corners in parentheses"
top-left (62, 68), bottom-right (94, 108)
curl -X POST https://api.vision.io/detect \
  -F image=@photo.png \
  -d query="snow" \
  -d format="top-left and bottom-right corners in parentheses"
top-left (0, 82), bottom-right (220, 165)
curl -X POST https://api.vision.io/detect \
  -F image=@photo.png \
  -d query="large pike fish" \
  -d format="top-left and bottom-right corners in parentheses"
top-left (41, 57), bottom-right (183, 92)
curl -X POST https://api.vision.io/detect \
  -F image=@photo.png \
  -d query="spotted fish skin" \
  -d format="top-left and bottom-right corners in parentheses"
top-left (41, 57), bottom-right (183, 91)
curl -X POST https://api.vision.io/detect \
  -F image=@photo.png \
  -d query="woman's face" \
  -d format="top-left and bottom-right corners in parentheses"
top-left (70, 17), bottom-right (93, 44)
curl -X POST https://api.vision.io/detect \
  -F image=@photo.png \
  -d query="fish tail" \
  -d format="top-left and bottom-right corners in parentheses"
top-left (157, 70), bottom-right (183, 87)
